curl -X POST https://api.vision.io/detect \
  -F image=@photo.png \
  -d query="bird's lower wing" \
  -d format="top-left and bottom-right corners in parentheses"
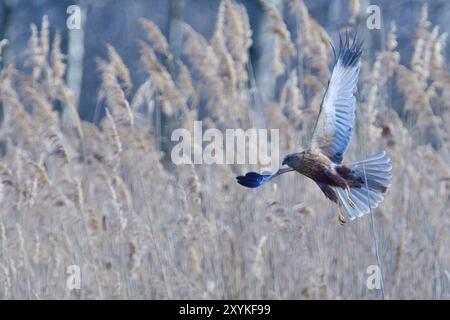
top-left (236, 168), bottom-right (293, 188)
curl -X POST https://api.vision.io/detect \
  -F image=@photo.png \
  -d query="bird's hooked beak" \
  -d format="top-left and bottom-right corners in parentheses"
top-left (282, 152), bottom-right (302, 167)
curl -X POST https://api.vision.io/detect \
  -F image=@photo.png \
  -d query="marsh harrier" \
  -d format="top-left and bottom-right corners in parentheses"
top-left (237, 34), bottom-right (392, 224)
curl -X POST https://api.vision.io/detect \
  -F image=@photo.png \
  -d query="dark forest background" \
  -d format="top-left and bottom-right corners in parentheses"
top-left (1, 0), bottom-right (449, 122)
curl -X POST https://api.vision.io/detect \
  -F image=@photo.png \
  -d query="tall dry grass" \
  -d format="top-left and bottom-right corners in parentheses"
top-left (0, 1), bottom-right (449, 299)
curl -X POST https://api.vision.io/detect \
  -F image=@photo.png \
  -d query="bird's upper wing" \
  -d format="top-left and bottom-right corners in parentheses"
top-left (310, 34), bottom-right (362, 164)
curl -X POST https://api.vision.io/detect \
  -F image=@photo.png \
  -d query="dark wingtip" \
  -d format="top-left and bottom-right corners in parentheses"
top-left (337, 30), bottom-right (363, 68)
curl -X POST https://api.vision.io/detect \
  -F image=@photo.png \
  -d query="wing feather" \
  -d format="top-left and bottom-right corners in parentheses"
top-left (311, 34), bottom-right (362, 164)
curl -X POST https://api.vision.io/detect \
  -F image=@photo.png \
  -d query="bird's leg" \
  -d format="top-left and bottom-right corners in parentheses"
top-left (345, 186), bottom-right (356, 209)
top-left (338, 205), bottom-right (346, 225)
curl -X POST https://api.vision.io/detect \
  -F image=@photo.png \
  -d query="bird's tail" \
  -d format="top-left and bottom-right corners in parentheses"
top-left (336, 151), bottom-right (392, 220)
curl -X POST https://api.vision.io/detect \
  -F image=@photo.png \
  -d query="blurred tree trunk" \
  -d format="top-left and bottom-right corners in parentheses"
top-left (0, 0), bottom-right (14, 65)
top-left (65, 0), bottom-right (87, 125)
top-left (253, 0), bottom-right (283, 103)
top-left (168, 0), bottom-right (185, 60)
top-left (0, 0), bottom-right (14, 128)
top-left (158, 0), bottom-right (186, 157)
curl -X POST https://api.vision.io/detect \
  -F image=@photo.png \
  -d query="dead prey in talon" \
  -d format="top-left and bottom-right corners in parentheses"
top-left (237, 33), bottom-right (392, 224)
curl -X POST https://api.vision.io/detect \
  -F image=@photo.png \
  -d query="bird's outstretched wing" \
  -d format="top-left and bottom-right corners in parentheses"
top-left (236, 168), bottom-right (293, 188)
top-left (311, 33), bottom-right (363, 164)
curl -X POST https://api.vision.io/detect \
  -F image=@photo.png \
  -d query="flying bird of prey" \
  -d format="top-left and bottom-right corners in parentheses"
top-left (237, 34), bottom-right (392, 225)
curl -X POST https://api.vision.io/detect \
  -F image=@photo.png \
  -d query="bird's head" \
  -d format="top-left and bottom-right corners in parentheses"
top-left (282, 152), bottom-right (304, 168)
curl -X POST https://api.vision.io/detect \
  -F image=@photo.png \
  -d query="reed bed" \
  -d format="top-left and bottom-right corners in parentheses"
top-left (0, 1), bottom-right (448, 299)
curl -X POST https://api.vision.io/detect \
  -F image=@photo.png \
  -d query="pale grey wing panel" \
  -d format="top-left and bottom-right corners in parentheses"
top-left (311, 37), bottom-right (362, 164)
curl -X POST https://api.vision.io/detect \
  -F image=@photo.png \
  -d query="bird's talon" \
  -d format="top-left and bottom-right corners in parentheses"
top-left (338, 210), bottom-right (346, 225)
top-left (347, 197), bottom-right (356, 209)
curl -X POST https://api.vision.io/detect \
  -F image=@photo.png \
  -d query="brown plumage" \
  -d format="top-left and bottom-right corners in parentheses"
top-left (281, 149), bottom-right (366, 206)
top-left (283, 150), bottom-right (362, 197)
